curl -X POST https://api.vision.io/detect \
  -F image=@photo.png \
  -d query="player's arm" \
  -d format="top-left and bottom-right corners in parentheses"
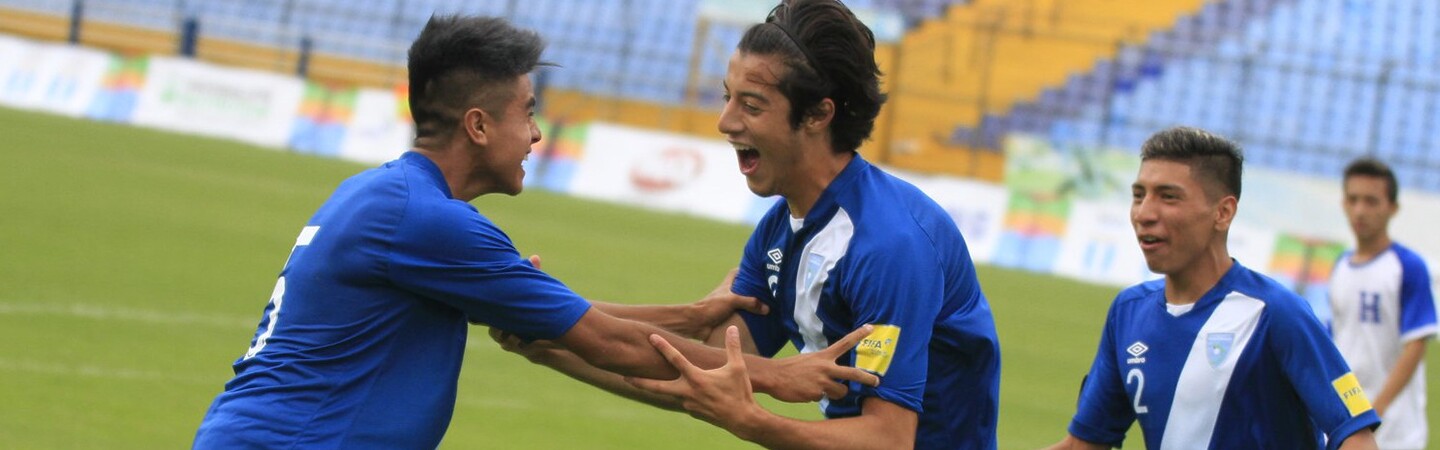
top-left (1336, 428), bottom-right (1378, 449)
top-left (555, 308), bottom-right (877, 402)
top-left (1043, 435), bottom-right (1111, 450)
top-left (488, 314), bottom-right (761, 411)
top-left (629, 327), bottom-right (917, 450)
top-left (490, 327), bottom-right (687, 411)
top-left (1371, 338), bottom-right (1426, 417)
top-left (590, 269), bottom-right (768, 340)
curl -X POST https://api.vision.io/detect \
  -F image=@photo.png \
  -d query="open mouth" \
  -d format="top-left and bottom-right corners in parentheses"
top-left (735, 146), bottom-right (760, 175)
top-left (1137, 234), bottom-right (1163, 250)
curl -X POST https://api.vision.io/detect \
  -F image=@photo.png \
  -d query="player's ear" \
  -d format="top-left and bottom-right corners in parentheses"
top-left (1214, 194), bottom-right (1237, 232)
top-left (805, 98), bottom-right (835, 132)
top-left (464, 108), bottom-right (488, 146)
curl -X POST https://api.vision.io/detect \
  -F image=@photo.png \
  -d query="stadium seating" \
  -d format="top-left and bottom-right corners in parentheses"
top-left (953, 0), bottom-right (1440, 191)
top-left (3, 0), bottom-right (1437, 189)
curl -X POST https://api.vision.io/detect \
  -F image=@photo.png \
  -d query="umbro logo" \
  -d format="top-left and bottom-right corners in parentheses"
top-left (1126, 341), bottom-right (1148, 365)
top-left (767, 249), bottom-right (783, 264)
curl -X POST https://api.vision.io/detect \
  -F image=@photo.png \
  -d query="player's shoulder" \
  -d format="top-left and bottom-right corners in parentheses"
top-left (1114, 278), bottom-right (1165, 305)
top-left (1224, 265), bottom-right (1315, 317)
top-left (1389, 242), bottom-right (1431, 271)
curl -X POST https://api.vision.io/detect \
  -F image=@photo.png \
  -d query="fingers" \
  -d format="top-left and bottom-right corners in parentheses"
top-left (831, 366), bottom-right (880, 387)
top-left (527, 254), bottom-right (542, 269)
top-left (821, 324), bottom-right (874, 357)
top-left (648, 334), bottom-right (699, 378)
top-left (820, 380), bottom-right (849, 400)
top-left (723, 326), bottom-right (746, 370)
top-left (735, 295), bottom-right (769, 315)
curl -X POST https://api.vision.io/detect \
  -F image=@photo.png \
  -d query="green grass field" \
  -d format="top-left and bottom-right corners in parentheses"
top-left (1, 105), bottom-right (1435, 449)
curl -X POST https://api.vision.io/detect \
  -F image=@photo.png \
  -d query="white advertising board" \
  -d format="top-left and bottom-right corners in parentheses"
top-left (131, 57), bottom-right (303, 148)
top-left (0, 39), bottom-right (110, 117)
top-left (338, 87), bottom-right (413, 165)
top-left (567, 123), bottom-right (756, 223)
top-left (1054, 199), bottom-right (1157, 287)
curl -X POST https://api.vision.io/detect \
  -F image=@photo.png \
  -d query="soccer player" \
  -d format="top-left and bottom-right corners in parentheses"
top-left (1047, 127), bottom-right (1381, 449)
top-left (190, 15), bottom-right (878, 449)
top-left (496, 1), bottom-right (1001, 448)
top-left (1328, 157), bottom-right (1436, 450)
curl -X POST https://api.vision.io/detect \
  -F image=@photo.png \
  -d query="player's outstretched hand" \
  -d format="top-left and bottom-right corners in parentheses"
top-left (683, 268), bottom-right (768, 339)
top-left (763, 324), bottom-right (879, 403)
top-left (624, 326), bottom-right (761, 428)
top-left (488, 327), bottom-right (562, 364)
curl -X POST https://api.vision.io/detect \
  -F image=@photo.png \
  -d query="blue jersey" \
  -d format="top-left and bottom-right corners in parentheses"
top-left (1070, 262), bottom-right (1381, 449)
top-left (194, 152), bottom-right (592, 449)
top-left (732, 156), bottom-right (1001, 449)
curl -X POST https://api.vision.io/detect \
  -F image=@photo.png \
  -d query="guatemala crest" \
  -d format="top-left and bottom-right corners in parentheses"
top-left (803, 253), bottom-right (826, 287)
top-left (1206, 332), bottom-right (1235, 368)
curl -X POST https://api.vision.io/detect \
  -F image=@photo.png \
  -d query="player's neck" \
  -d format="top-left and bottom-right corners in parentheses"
top-left (1352, 234), bottom-right (1392, 263)
top-left (1164, 251), bottom-right (1233, 305)
top-left (784, 149), bottom-right (853, 219)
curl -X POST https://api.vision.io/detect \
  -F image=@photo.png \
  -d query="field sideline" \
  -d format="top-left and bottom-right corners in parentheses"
top-left (0, 106), bottom-right (1434, 448)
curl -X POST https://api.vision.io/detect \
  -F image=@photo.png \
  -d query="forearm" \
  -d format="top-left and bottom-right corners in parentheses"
top-left (527, 346), bottom-right (685, 411)
top-left (590, 301), bottom-right (708, 339)
top-left (1373, 339), bottom-right (1427, 414)
top-left (725, 399), bottom-right (914, 450)
top-left (562, 309), bottom-right (736, 379)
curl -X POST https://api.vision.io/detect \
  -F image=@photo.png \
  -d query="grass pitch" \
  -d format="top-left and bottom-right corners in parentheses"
top-left (0, 106), bottom-right (1434, 448)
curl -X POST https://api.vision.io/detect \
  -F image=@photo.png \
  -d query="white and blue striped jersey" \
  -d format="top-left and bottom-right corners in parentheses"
top-left (1329, 243), bottom-right (1437, 449)
top-left (1070, 262), bottom-right (1380, 449)
top-left (733, 156), bottom-right (1001, 449)
top-left (194, 152), bottom-right (592, 449)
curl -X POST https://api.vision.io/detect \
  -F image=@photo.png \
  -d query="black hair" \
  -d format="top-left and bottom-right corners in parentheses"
top-left (737, 0), bottom-right (887, 153)
top-left (407, 15), bottom-right (546, 139)
top-left (1343, 157), bottom-right (1399, 204)
top-left (1139, 127), bottom-right (1245, 201)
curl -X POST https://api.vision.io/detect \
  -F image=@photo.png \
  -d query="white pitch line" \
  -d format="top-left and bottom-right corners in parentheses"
top-left (0, 357), bottom-right (218, 386)
top-left (0, 301), bottom-right (257, 329)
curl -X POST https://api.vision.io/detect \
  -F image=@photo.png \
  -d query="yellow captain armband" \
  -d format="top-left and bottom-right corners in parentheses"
top-left (1331, 372), bottom-right (1373, 417)
top-left (855, 324), bottom-right (901, 376)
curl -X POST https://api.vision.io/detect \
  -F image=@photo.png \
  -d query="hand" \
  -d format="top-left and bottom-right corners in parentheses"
top-left (625, 326), bottom-right (763, 429)
top-left (763, 324), bottom-right (880, 403)
top-left (527, 254), bottom-right (542, 269)
top-left (684, 269), bottom-right (768, 339)
top-left (488, 327), bottom-right (562, 364)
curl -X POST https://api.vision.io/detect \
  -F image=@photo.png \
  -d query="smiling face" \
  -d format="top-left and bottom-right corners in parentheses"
top-left (717, 51), bottom-right (807, 199)
top-left (473, 74), bottom-right (541, 196)
top-left (1130, 159), bottom-right (1234, 278)
top-left (1342, 174), bottom-right (1396, 246)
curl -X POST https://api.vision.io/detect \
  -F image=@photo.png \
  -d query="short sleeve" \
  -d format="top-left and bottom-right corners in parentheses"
top-left (1396, 250), bottom-right (1438, 342)
top-left (733, 212), bottom-right (788, 358)
top-left (1267, 304), bottom-right (1380, 449)
top-left (387, 200), bottom-right (590, 341)
top-left (839, 235), bottom-right (944, 413)
top-left (1068, 302), bottom-right (1134, 447)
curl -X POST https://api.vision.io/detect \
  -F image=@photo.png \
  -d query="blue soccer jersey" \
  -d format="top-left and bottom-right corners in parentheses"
top-left (732, 156), bottom-right (1001, 449)
top-left (194, 152), bottom-right (592, 449)
top-left (1070, 261), bottom-right (1381, 449)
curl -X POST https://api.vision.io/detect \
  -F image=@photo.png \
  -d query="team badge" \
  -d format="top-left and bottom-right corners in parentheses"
top-left (1206, 332), bottom-right (1234, 368)
top-left (803, 253), bottom-right (826, 286)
